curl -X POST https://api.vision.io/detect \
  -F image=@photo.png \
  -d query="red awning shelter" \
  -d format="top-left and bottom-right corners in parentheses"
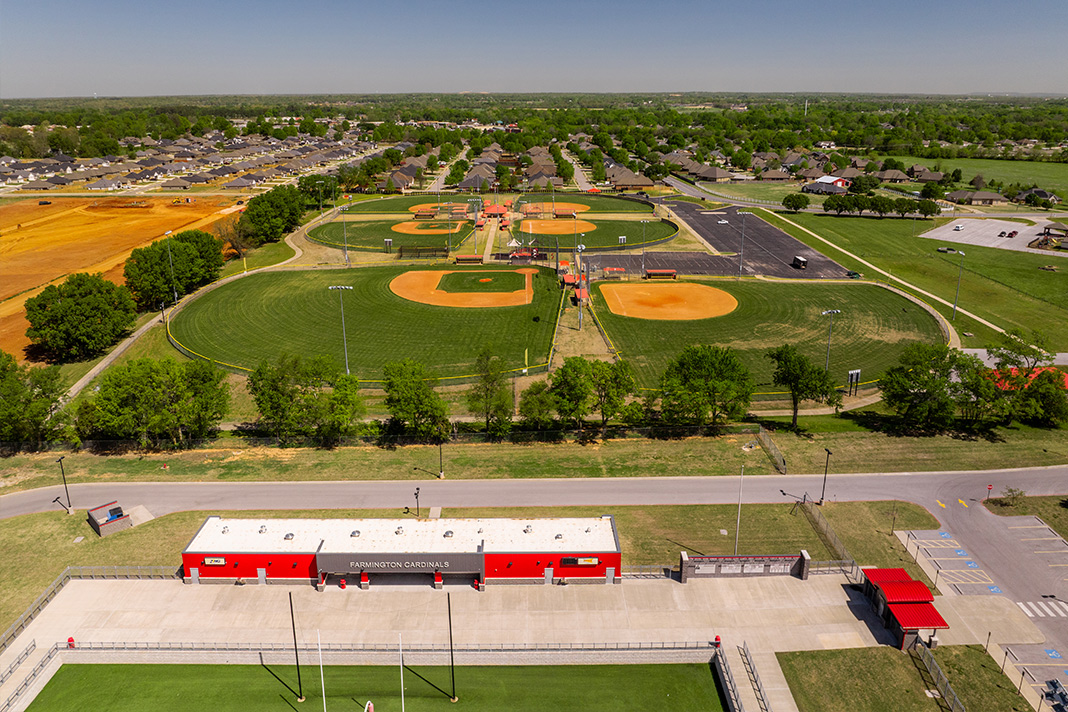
top-left (888, 603), bottom-right (948, 630)
top-left (879, 580), bottom-right (934, 604)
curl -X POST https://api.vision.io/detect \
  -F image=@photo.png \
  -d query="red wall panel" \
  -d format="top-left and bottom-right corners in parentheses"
top-left (483, 551), bottom-right (621, 580)
top-left (184, 552), bottom-right (317, 580)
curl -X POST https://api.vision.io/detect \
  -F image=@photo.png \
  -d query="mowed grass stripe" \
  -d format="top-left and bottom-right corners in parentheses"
top-left (522, 218), bottom-right (676, 249)
top-left (170, 266), bottom-right (560, 378)
top-left (28, 663), bottom-right (724, 712)
top-left (307, 219), bottom-right (475, 250)
top-left (517, 192), bottom-right (654, 213)
top-left (591, 280), bottom-right (944, 388)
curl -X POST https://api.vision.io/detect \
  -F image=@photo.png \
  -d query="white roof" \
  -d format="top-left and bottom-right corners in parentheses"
top-left (815, 175), bottom-right (846, 184)
top-left (185, 517), bottom-right (619, 555)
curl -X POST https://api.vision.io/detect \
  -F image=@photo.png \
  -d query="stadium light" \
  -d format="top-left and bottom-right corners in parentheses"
top-left (821, 309), bottom-right (841, 372)
top-left (641, 219), bottom-right (650, 275)
top-left (328, 286), bottom-right (353, 375)
top-left (55, 456), bottom-right (72, 514)
top-left (340, 206), bottom-right (350, 266)
top-left (951, 250), bottom-right (966, 321)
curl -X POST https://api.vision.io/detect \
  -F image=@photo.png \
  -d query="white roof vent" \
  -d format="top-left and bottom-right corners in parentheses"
top-left (477, 528), bottom-right (483, 534)
top-left (258, 525), bottom-right (267, 534)
top-left (351, 530), bottom-right (360, 538)
top-left (555, 533), bottom-right (563, 540)
top-left (396, 527), bottom-right (404, 535)
top-left (585, 528), bottom-right (591, 533)
top-left (444, 530), bottom-right (454, 538)
top-left (284, 533), bottom-right (294, 541)
top-left (524, 525), bottom-right (533, 534)
top-left (221, 526), bottom-right (229, 534)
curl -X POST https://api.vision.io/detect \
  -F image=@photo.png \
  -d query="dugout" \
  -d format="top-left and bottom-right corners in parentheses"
top-left (182, 516), bottom-right (622, 589)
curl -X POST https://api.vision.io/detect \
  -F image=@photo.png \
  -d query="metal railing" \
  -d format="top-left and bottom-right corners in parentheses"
top-left (743, 641), bottom-right (772, 712)
top-left (916, 641), bottom-right (966, 712)
top-left (621, 565), bottom-right (674, 579)
top-left (1, 643), bottom-right (59, 712)
top-left (713, 647), bottom-right (746, 712)
top-left (64, 639), bottom-right (712, 654)
top-left (0, 566), bottom-right (181, 656)
top-left (0, 640), bottom-right (34, 686)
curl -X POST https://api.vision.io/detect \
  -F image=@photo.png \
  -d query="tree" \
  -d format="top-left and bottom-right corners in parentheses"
top-left (382, 358), bottom-right (449, 441)
top-left (823, 194), bottom-right (847, 216)
top-left (0, 350), bottom-right (68, 447)
top-left (951, 352), bottom-right (1006, 424)
top-left (870, 195), bottom-right (894, 217)
top-left (237, 185), bottom-right (304, 245)
top-left (589, 360), bottom-right (636, 427)
top-left (989, 329), bottom-right (1062, 424)
top-left (248, 355), bottom-right (349, 444)
top-left (894, 197), bottom-right (916, 218)
top-left (917, 199), bottom-right (941, 218)
top-left (549, 357), bottom-right (595, 426)
top-left (731, 150), bottom-right (752, 170)
top-left (123, 230), bottom-right (223, 309)
top-left (879, 343), bottom-right (958, 432)
top-left (920, 181), bottom-right (944, 200)
top-left (518, 380), bottom-right (555, 430)
top-left (970, 173), bottom-right (986, 190)
top-left (466, 350), bottom-right (513, 438)
top-left (1014, 369), bottom-right (1068, 427)
top-left (660, 345), bottom-right (753, 426)
top-left (782, 193), bottom-right (810, 212)
top-left (317, 374), bottom-right (366, 445)
top-left (851, 194), bottom-right (872, 216)
top-left (765, 345), bottom-right (841, 428)
top-left (849, 174), bottom-right (881, 194)
top-left (24, 273), bottom-right (136, 362)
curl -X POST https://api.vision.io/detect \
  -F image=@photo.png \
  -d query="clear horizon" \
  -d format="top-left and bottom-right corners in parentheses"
top-left (2, 0), bottom-right (1067, 99)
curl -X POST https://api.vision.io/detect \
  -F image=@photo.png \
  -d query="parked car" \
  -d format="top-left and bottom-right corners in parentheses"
top-left (953, 225), bottom-right (964, 231)
top-left (998, 231), bottom-right (1007, 237)
top-left (717, 220), bottom-right (729, 224)
top-left (1008, 230), bottom-right (1018, 238)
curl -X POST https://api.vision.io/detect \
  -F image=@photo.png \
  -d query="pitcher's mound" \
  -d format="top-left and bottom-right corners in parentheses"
top-left (600, 283), bottom-right (738, 320)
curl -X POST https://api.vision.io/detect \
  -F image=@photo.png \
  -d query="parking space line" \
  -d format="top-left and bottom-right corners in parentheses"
top-left (939, 570), bottom-right (993, 584)
top-left (1036, 551), bottom-right (1068, 554)
top-left (1009, 525), bottom-right (1049, 529)
top-left (1022, 538), bottom-right (1063, 541)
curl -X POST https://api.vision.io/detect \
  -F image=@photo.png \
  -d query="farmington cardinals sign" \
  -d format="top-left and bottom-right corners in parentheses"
top-left (316, 552), bottom-right (485, 576)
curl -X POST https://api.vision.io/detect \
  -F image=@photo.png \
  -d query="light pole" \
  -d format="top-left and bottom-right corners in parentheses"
top-left (738, 211), bottom-right (752, 280)
top-left (951, 250), bottom-right (966, 321)
top-left (340, 206), bottom-right (350, 266)
top-left (414, 487), bottom-right (421, 518)
top-left (734, 465), bottom-right (744, 556)
top-left (640, 219), bottom-right (649, 276)
top-left (328, 285), bottom-right (353, 375)
top-left (820, 449), bottom-right (832, 505)
top-left (316, 180), bottom-right (324, 216)
top-left (164, 231), bottom-right (178, 305)
top-left (821, 309), bottom-right (841, 372)
top-left (56, 456), bottom-right (72, 513)
top-left (577, 241), bottom-right (586, 330)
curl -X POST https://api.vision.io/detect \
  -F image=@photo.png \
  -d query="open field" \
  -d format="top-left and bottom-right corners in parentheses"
top-left (519, 217), bottom-right (676, 250)
top-left (219, 240), bottom-right (296, 279)
top-left (698, 180), bottom-right (827, 206)
top-left (760, 211), bottom-right (1068, 349)
top-left (821, 501), bottom-right (939, 585)
top-left (882, 156), bottom-right (1068, 197)
top-left (0, 500), bottom-right (936, 634)
top-left (168, 265), bottom-right (560, 378)
top-left (307, 219), bottom-right (475, 251)
top-left (590, 279), bottom-right (945, 388)
top-left (779, 645), bottom-right (1026, 712)
top-left (0, 196), bottom-right (236, 359)
top-left (27, 663), bottom-right (724, 712)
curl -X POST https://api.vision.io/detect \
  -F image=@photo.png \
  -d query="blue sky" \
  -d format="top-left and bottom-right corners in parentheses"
top-left (2, 0), bottom-right (1066, 98)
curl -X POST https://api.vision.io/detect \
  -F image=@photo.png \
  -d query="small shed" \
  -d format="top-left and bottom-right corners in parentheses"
top-left (87, 501), bottom-right (132, 538)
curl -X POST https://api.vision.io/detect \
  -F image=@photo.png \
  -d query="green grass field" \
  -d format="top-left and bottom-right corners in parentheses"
top-left (306, 219), bottom-right (475, 251)
top-left (27, 663), bottom-right (724, 712)
top-left (168, 266), bottom-right (560, 378)
top-left (438, 271), bottom-right (526, 293)
top-left (219, 240), bottom-right (296, 278)
top-left (986, 494), bottom-right (1068, 540)
top-left (698, 181), bottom-right (827, 206)
top-left (345, 195), bottom-right (476, 214)
top-left (516, 192), bottom-right (654, 213)
top-left (521, 218), bottom-right (677, 250)
top-left (590, 280), bottom-right (945, 388)
top-left (764, 211), bottom-right (1068, 349)
top-left (882, 156), bottom-right (1068, 197)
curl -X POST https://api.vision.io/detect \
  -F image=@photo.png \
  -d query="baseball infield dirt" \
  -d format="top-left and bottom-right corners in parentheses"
top-left (600, 282), bottom-right (738, 320)
top-left (389, 268), bottom-right (538, 307)
top-left (518, 219), bottom-right (597, 235)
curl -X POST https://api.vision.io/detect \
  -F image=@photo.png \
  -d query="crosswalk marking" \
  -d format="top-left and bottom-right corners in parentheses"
top-left (1016, 601), bottom-right (1068, 618)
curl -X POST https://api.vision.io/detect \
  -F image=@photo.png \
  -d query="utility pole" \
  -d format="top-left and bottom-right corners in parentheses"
top-left (821, 309), bottom-right (841, 372)
top-left (952, 250), bottom-right (966, 321)
top-left (327, 286), bottom-right (353, 375)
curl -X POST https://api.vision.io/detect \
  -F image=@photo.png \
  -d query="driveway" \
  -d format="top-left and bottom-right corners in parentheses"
top-left (923, 218), bottom-right (1068, 258)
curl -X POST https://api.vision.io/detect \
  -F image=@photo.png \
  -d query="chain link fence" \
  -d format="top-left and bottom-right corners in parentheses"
top-left (916, 641), bottom-right (966, 712)
top-left (756, 425), bottom-right (787, 474)
top-left (801, 501), bottom-right (863, 583)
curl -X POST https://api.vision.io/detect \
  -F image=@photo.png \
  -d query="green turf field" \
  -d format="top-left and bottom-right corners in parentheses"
top-left (307, 219), bottom-right (475, 251)
top-left (346, 195), bottom-right (478, 214)
top-left (520, 218), bottom-right (676, 250)
top-left (27, 663), bottom-right (724, 712)
top-left (590, 280), bottom-right (945, 389)
top-left (438, 271), bottom-right (526, 293)
top-left (764, 211), bottom-right (1068, 349)
top-left (168, 266), bottom-right (560, 379)
top-left (516, 192), bottom-right (654, 213)
top-left (881, 156), bottom-right (1068, 197)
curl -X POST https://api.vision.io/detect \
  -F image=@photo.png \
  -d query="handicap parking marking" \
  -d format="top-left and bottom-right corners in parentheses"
top-left (1047, 649), bottom-right (1063, 660)
top-left (955, 549), bottom-right (968, 556)
top-left (989, 585), bottom-right (1002, 593)
top-left (967, 561), bottom-right (980, 568)
top-left (940, 531), bottom-right (952, 538)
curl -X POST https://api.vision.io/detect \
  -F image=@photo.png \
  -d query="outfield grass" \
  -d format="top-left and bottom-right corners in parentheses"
top-left (219, 240), bottom-right (296, 278)
top-left (761, 211), bottom-right (1068, 349)
top-left (779, 646), bottom-right (1021, 712)
top-left (169, 265), bottom-right (560, 378)
top-left (591, 280), bottom-right (944, 388)
top-left (520, 217), bottom-right (676, 250)
top-left (882, 156), bottom-right (1068, 197)
top-left (307, 219), bottom-right (475, 251)
top-left (985, 494), bottom-right (1068, 540)
top-left (698, 181), bottom-right (826, 206)
top-left (517, 192), bottom-right (654, 213)
top-left (346, 195), bottom-right (478, 214)
top-left (438, 271), bottom-right (526, 293)
top-left (27, 663), bottom-right (724, 712)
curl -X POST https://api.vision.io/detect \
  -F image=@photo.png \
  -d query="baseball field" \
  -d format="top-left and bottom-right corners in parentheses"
top-left (0, 196), bottom-right (236, 358)
top-left (306, 219), bottom-right (476, 252)
top-left (515, 217), bottom-right (676, 250)
top-left (168, 265), bottom-right (561, 378)
top-left (591, 280), bottom-right (945, 388)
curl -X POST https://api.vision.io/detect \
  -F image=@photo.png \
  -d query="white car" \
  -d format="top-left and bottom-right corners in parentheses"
top-left (953, 225), bottom-right (964, 231)
top-left (718, 220), bottom-right (729, 224)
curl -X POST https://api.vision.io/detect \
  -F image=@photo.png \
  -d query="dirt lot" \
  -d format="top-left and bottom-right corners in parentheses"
top-left (0, 196), bottom-right (234, 358)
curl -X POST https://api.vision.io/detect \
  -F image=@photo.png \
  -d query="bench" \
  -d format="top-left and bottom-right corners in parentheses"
top-left (454, 255), bottom-right (483, 265)
top-left (413, 211), bottom-right (435, 220)
top-left (645, 269), bottom-right (677, 280)
top-left (603, 267), bottom-right (625, 280)
top-left (554, 211), bottom-right (576, 219)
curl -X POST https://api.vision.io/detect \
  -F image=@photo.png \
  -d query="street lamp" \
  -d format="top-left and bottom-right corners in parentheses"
top-left (821, 309), bottom-right (841, 372)
top-left (820, 449), bottom-right (832, 505)
top-left (738, 211), bottom-right (753, 280)
top-left (328, 285), bottom-right (353, 375)
top-left (640, 219), bottom-right (650, 276)
top-left (164, 231), bottom-right (178, 305)
top-left (734, 465), bottom-right (745, 555)
top-left (951, 250), bottom-right (966, 321)
top-left (414, 487), bottom-right (421, 518)
top-left (340, 206), bottom-right (350, 266)
top-left (56, 456), bottom-right (72, 514)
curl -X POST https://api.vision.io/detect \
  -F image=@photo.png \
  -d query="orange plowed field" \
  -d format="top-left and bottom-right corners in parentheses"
top-left (0, 197), bottom-right (234, 359)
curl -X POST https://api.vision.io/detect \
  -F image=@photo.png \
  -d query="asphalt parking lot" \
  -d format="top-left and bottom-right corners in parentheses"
top-left (667, 202), bottom-right (846, 278)
top-left (924, 218), bottom-right (1068, 258)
